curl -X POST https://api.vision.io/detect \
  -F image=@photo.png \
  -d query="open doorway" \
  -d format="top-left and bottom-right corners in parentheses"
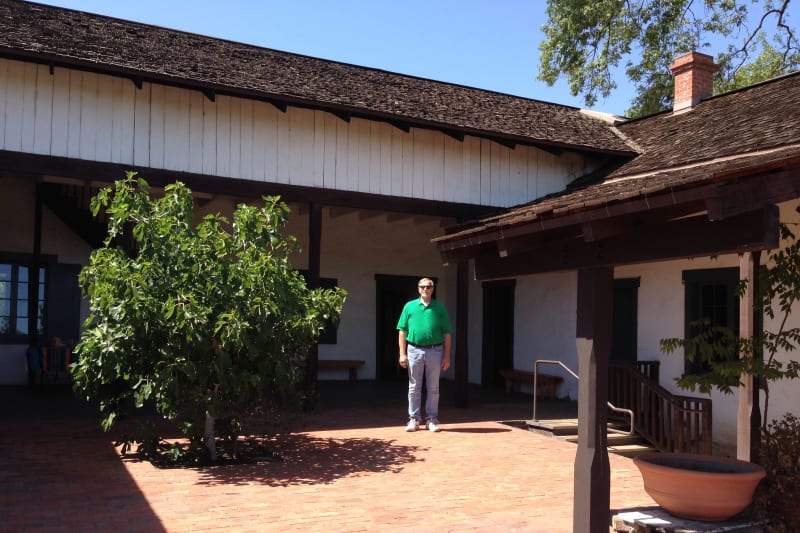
top-left (481, 279), bottom-right (515, 387)
top-left (375, 274), bottom-right (435, 380)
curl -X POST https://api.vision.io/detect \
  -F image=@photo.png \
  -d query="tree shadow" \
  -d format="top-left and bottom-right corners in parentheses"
top-left (189, 433), bottom-right (427, 487)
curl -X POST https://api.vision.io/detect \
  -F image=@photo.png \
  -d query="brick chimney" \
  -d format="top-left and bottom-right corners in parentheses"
top-left (668, 51), bottom-right (718, 112)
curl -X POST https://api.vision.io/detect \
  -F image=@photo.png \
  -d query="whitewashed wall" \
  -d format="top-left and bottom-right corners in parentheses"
top-left (497, 201), bottom-right (800, 453)
top-left (614, 201), bottom-right (800, 454)
top-left (0, 181), bottom-right (455, 384)
top-left (0, 58), bottom-right (595, 208)
top-left (183, 198), bottom-right (458, 382)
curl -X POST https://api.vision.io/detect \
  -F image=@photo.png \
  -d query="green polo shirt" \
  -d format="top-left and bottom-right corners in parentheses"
top-left (396, 298), bottom-right (453, 345)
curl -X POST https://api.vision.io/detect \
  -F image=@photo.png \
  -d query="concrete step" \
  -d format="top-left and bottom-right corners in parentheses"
top-left (525, 418), bottom-right (579, 436)
top-left (525, 417), bottom-right (658, 457)
top-left (563, 432), bottom-right (643, 447)
top-left (606, 443), bottom-right (655, 458)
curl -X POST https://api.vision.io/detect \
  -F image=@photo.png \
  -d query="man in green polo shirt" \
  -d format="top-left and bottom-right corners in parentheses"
top-left (397, 277), bottom-right (452, 432)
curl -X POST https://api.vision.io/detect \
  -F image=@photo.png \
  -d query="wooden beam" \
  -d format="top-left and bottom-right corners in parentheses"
top-left (441, 242), bottom-right (494, 267)
top-left (0, 150), bottom-right (492, 220)
top-left (436, 188), bottom-right (716, 253)
top-left (387, 120), bottom-right (411, 133)
top-left (706, 165), bottom-right (800, 220)
top-left (444, 130), bottom-right (465, 142)
top-left (332, 110), bottom-right (351, 123)
top-left (474, 207), bottom-right (779, 281)
top-left (29, 182), bottom-right (43, 346)
top-left (358, 210), bottom-right (383, 221)
top-left (304, 203), bottom-right (322, 396)
top-left (454, 261), bottom-right (469, 407)
top-left (327, 207), bottom-right (353, 219)
top-left (574, 267), bottom-right (612, 533)
top-left (270, 101), bottom-right (287, 113)
top-left (737, 251), bottom-right (759, 462)
top-left (581, 218), bottom-right (637, 243)
top-left (495, 139), bottom-right (516, 150)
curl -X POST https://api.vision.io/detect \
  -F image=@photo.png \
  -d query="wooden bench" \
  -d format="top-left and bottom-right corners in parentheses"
top-left (318, 359), bottom-right (365, 381)
top-left (498, 369), bottom-right (564, 400)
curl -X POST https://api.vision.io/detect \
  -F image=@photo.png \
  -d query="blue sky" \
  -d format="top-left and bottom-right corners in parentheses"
top-left (37, 0), bottom-right (637, 115)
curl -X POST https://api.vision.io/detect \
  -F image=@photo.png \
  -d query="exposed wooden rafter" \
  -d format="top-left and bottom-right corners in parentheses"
top-left (332, 110), bottom-right (351, 123)
top-left (270, 100), bottom-right (287, 113)
top-left (473, 206), bottom-right (779, 280)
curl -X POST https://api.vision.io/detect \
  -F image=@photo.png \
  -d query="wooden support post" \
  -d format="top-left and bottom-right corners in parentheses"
top-left (29, 181), bottom-right (43, 344)
top-left (738, 251), bottom-right (760, 462)
top-left (454, 261), bottom-right (469, 407)
top-left (574, 267), bottom-right (612, 533)
top-left (303, 203), bottom-right (322, 405)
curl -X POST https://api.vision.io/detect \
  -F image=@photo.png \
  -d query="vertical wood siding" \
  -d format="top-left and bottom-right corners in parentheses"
top-left (1, 58), bottom-right (593, 208)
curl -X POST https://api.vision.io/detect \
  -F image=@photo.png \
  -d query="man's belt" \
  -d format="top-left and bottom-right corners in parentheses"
top-left (408, 342), bottom-right (443, 349)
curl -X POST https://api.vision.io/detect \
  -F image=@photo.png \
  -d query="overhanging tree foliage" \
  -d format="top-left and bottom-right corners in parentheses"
top-left (539, 0), bottom-right (799, 117)
top-left (72, 174), bottom-right (346, 462)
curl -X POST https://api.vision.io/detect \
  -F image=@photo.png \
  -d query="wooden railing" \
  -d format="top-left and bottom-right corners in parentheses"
top-left (609, 362), bottom-right (712, 455)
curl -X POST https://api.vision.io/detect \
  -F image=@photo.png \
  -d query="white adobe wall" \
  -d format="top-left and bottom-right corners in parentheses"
top-left (614, 200), bottom-right (800, 453)
top-left (195, 198), bottom-right (458, 381)
top-left (501, 200), bottom-right (800, 453)
top-left (0, 182), bottom-right (458, 384)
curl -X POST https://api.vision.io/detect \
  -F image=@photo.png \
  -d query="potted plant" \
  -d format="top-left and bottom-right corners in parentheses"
top-left (633, 451), bottom-right (765, 521)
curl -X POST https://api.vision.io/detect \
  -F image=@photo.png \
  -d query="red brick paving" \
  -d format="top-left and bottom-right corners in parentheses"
top-left (0, 385), bottom-right (655, 532)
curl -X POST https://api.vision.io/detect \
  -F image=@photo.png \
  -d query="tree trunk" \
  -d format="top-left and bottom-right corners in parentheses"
top-left (205, 412), bottom-right (217, 461)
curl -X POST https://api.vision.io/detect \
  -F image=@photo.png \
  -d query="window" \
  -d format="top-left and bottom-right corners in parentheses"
top-left (682, 268), bottom-right (739, 375)
top-left (0, 262), bottom-right (46, 340)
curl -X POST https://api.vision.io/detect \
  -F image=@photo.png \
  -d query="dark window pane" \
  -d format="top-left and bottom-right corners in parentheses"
top-left (0, 261), bottom-right (48, 339)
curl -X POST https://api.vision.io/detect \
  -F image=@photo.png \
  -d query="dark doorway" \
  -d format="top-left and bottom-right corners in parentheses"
top-left (481, 279), bottom-right (515, 387)
top-left (611, 278), bottom-right (640, 363)
top-left (375, 274), bottom-right (432, 380)
top-left (46, 263), bottom-right (82, 343)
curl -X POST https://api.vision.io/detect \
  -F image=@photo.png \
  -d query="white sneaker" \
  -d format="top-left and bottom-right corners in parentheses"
top-left (427, 419), bottom-right (441, 432)
top-left (405, 419), bottom-right (420, 432)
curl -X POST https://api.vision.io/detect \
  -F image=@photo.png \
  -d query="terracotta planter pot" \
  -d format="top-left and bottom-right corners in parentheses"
top-left (633, 452), bottom-right (766, 522)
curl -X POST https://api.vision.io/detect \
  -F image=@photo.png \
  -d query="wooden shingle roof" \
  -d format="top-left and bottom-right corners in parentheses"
top-left (436, 70), bottom-right (800, 245)
top-left (611, 71), bottom-right (800, 179)
top-left (0, 0), bottom-right (635, 156)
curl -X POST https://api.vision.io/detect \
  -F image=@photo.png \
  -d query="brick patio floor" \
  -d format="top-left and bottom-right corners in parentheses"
top-left (0, 381), bottom-right (655, 532)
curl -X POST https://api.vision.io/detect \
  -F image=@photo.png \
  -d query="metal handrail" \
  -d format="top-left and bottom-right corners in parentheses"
top-left (532, 359), bottom-right (635, 437)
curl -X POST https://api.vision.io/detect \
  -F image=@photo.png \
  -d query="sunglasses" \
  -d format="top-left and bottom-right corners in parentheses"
top-left (418, 285), bottom-right (433, 289)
